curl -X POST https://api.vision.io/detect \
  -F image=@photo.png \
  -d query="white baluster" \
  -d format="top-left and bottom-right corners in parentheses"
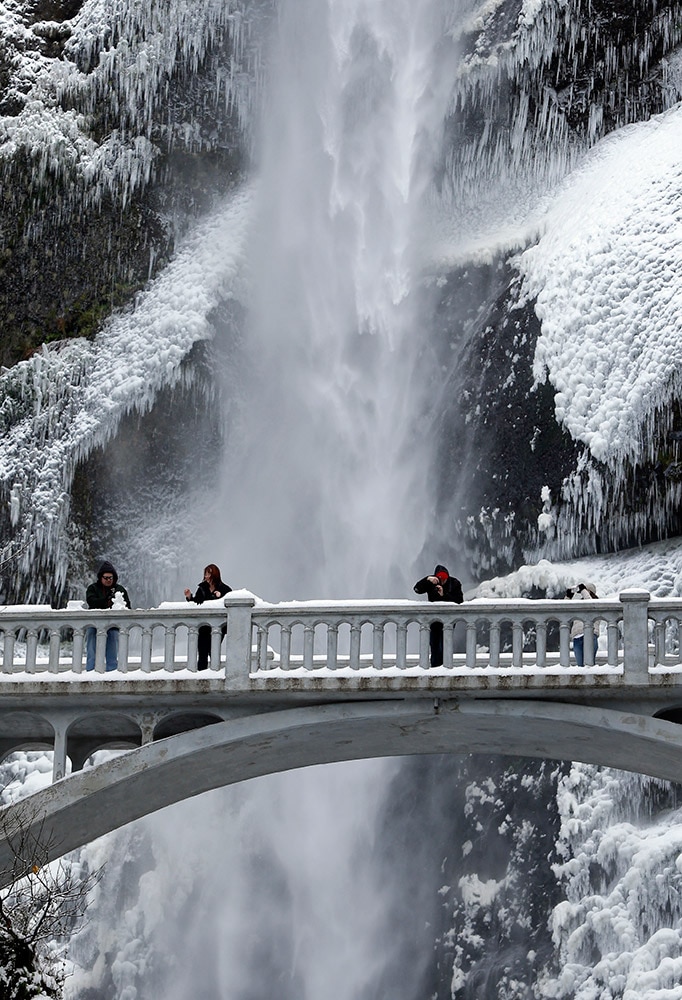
top-left (418, 622), bottom-right (430, 667)
top-left (71, 627), bottom-right (84, 673)
top-left (49, 627), bottom-right (61, 674)
top-left (281, 624), bottom-right (292, 670)
top-left (257, 624), bottom-right (269, 671)
top-left (607, 620), bottom-right (620, 666)
top-left (559, 622), bottom-right (570, 667)
top-left (349, 623), bottom-right (361, 670)
top-left (303, 623), bottom-right (315, 671)
top-left (489, 622), bottom-right (500, 668)
top-left (140, 627), bottom-right (153, 673)
top-left (118, 627), bottom-right (130, 673)
top-left (210, 624), bottom-right (222, 670)
top-left (465, 621), bottom-right (477, 668)
top-left (25, 627), bottom-right (38, 672)
top-left (326, 623), bottom-right (338, 671)
top-left (163, 625), bottom-right (175, 670)
top-left (396, 622), bottom-right (407, 670)
top-left (442, 621), bottom-right (454, 668)
top-left (535, 621), bottom-right (547, 668)
top-left (512, 622), bottom-right (523, 667)
top-left (187, 625), bottom-right (199, 671)
top-left (372, 621), bottom-right (384, 670)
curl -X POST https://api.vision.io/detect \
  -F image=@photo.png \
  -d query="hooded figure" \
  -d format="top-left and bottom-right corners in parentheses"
top-left (86, 561), bottom-right (131, 611)
top-left (413, 564), bottom-right (464, 667)
top-left (85, 561), bottom-right (131, 671)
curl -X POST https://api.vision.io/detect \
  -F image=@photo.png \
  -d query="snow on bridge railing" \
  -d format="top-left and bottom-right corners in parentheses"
top-left (249, 598), bottom-right (624, 673)
top-left (0, 602), bottom-right (232, 675)
top-left (0, 589), bottom-right (677, 683)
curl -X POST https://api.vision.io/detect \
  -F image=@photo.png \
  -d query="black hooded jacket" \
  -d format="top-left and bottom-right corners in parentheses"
top-left (86, 561), bottom-right (131, 610)
top-left (413, 564), bottom-right (464, 604)
top-left (189, 579), bottom-right (232, 604)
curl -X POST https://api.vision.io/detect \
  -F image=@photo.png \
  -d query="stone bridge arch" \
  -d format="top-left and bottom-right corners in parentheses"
top-left (67, 713), bottom-right (144, 772)
top-left (2, 698), bottom-right (682, 884)
top-left (0, 711), bottom-right (55, 766)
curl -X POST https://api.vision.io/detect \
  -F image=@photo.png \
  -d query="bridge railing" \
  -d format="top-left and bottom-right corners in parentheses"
top-left (0, 589), bottom-right (678, 683)
top-left (249, 599), bottom-right (624, 673)
top-left (0, 604), bottom-right (231, 674)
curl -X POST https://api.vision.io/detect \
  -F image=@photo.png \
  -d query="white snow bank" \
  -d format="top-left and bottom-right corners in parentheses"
top-left (475, 536), bottom-right (682, 601)
top-left (520, 103), bottom-right (682, 466)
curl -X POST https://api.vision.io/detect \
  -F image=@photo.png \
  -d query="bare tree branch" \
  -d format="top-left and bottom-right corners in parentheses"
top-left (0, 802), bottom-right (103, 999)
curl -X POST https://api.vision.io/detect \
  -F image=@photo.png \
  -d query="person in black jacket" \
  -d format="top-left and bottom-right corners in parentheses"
top-left (413, 563), bottom-right (464, 667)
top-left (85, 560), bottom-right (131, 671)
top-left (184, 563), bottom-right (232, 670)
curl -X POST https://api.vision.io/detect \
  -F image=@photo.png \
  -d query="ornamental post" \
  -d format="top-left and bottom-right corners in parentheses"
top-left (620, 589), bottom-right (650, 684)
top-left (224, 595), bottom-right (256, 689)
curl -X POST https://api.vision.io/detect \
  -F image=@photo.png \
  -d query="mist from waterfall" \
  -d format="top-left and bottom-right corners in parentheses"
top-left (191, 2), bottom-right (464, 996)
top-left (65, 4), bottom-right (473, 998)
top-left (200, 0), bottom-right (463, 601)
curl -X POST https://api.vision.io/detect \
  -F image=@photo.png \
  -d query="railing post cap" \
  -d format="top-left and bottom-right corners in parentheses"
top-left (619, 588), bottom-right (651, 602)
top-left (223, 594), bottom-right (256, 608)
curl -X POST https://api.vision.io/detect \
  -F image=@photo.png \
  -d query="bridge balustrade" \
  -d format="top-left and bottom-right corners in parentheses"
top-left (646, 601), bottom-right (682, 673)
top-left (250, 599), bottom-right (625, 673)
top-left (0, 606), bottom-right (229, 674)
top-left (0, 589), bottom-right (677, 683)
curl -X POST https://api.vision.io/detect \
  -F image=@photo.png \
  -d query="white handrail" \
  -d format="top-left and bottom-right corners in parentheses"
top-left (0, 589), bottom-right (678, 684)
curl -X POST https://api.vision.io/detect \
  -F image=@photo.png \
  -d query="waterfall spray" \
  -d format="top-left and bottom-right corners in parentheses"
top-left (203, 0), bottom-right (463, 600)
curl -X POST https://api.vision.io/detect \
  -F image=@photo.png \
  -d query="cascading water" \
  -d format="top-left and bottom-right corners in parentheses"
top-left (193, 0), bottom-right (465, 600)
top-left (67, 3), bottom-right (479, 998)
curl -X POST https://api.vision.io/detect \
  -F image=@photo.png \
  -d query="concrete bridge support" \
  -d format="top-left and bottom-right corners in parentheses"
top-left (2, 698), bottom-right (682, 883)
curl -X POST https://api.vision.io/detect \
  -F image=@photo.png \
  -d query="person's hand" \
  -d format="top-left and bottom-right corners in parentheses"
top-left (184, 588), bottom-right (192, 599)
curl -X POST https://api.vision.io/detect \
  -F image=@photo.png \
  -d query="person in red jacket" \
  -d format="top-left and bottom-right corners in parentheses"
top-left (413, 564), bottom-right (464, 667)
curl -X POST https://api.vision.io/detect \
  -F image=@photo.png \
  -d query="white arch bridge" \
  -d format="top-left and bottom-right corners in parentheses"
top-left (1, 588), bottom-right (682, 881)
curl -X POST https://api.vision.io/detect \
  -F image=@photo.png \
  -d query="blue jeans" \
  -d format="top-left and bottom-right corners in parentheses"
top-left (573, 633), bottom-right (598, 667)
top-left (86, 627), bottom-right (119, 671)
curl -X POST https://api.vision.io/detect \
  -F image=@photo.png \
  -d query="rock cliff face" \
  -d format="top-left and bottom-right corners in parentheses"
top-left (0, 0), bottom-right (247, 368)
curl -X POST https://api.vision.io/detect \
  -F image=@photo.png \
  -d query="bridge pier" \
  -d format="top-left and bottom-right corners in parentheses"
top-left (52, 721), bottom-right (68, 783)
